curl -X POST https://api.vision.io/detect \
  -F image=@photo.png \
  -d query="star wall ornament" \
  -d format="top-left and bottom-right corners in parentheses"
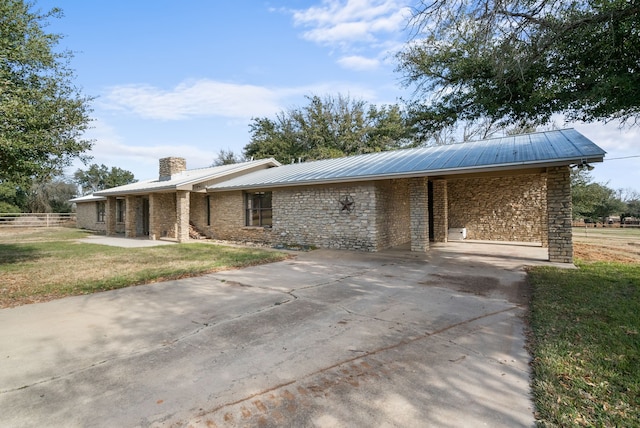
top-left (339, 195), bottom-right (354, 213)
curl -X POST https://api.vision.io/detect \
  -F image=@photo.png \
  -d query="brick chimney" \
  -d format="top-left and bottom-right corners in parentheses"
top-left (159, 157), bottom-right (187, 181)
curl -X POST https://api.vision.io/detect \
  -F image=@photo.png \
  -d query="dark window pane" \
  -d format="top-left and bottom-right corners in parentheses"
top-left (245, 192), bottom-right (273, 227)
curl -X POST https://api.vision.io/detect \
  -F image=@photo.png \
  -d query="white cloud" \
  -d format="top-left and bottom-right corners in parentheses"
top-left (100, 78), bottom-right (386, 121)
top-left (69, 119), bottom-right (217, 180)
top-left (337, 55), bottom-right (381, 71)
top-left (570, 120), bottom-right (640, 191)
top-left (290, 0), bottom-right (410, 48)
top-left (573, 121), bottom-right (639, 155)
top-left (102, 79), bottom-right (284, 120)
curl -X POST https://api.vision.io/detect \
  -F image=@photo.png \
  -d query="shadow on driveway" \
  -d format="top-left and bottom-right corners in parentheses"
top-left (0, 242), bottom-right (552, 427)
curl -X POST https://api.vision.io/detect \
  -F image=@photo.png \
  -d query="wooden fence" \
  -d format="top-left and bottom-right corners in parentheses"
top-left (0, 213), bottom-right (76, 228)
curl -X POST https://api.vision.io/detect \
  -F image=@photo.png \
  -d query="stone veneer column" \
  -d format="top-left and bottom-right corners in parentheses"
top-left (546, 166), bottom-right (573, 263)
top-left (176, 191), bottom-right (190, 243)
top-left (432, 179), bottom-right (448, 243)
top-left (409, 177), bottom-right (429, 252)
top-left (105, 196), bottom-right (117, 236)
top-left (124, 195), bottom-right (137, 238)
top-left (540, 174), bottom-right (549, 248)
top-left (148, 193), bottom-right (159, 240)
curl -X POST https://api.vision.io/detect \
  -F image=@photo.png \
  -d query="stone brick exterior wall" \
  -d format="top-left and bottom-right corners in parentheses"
top-left (124, 196), bottom-right (146, 237)
top-left (208, 191), bottom-right (247, 238)
top-left (375, 179), bottom-right (411, 249)
top-left (176, 191), bottom-right (190, 242)
top-left (273, 183), bottom-right (378, 250)
top-left (75, 201), bottom-right (126, 234)
top-left (209, 182), bottom-right (389, 250)
top-left (75, 202), bottom-right (106, 232)
top-left (447, 173), bottom-right (546, 242)
top-left (546, 166), bottom-right (573, 263)
top-left (409, 177), bottom-right (429, 252)
top-left (432, 180), bottom-right (448, 242)
top-left (149, 193), bottom-right (176, 239)
top-left (190, 193), bottom-right (209, 234)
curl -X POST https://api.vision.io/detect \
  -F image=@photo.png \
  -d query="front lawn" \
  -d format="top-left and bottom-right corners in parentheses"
top-left (528, 261), bottom-right (640, 427)
top-left (0, 228), bottom-right (289, 308)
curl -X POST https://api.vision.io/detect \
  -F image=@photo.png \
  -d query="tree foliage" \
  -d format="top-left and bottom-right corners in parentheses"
top-left (397, 0), bottom-right (640, 133)
top-left (212, 149), bottom-right (244, 166)
top-left (243, 94), bottom-right (415, 164)
top-left (571, 169), bottom-right (626, 222)
top-left (73, 164), bottom-right (136, 195)
top-left (0, 175), bottom-right (77, 213)
top-left (0, 181), bottom-right (26, 212)
top-left (624, 199), bottom-right (640, 219)
top-left (24, 177), bottom-right (76, 213)
top-left (0, 0), bottom-right (93, 186)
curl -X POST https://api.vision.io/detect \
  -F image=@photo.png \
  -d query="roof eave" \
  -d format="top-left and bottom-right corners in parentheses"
top-left (94, 158), bottom-right (281, 196)
top-left (208, 156), bottom-right (604, 192)
top-left (95, 184), bottom-right (176, 196)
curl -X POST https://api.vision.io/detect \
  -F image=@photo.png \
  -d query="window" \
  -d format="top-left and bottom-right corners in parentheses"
top-left (116, 199), bottom-right (125, 223)
top-left (97, 201), bottom-right (105, 223)
top-left (245, 192), bottom-right (272, 227)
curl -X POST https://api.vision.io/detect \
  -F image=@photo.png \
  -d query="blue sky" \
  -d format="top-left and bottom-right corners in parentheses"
top-left (39, 0), bottom-right (640, 193)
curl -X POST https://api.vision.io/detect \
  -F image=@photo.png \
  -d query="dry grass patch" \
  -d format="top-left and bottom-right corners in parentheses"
top-left (572, 227), bottom-right (640, 263)
top-left (0, 228), bottom-right (289, 308)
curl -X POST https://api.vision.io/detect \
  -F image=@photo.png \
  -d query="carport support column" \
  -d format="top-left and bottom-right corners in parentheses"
top-left (176, 190), bottom-right (190, 243)
top-left (409, 177), bottom-right (429, 252)
top-left (546, 166), bottom-right (573, 263)
top-left (148, 193), bottom-right (159, 240)
top-left (432, 179), bottom-right (448, 243)
top-left (105, 196), bottom-right (117, 236)
top-left (124, 195), bottom-right (137, 238)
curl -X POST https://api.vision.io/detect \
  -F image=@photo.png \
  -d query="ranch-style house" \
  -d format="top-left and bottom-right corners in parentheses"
top-left (71, 129), bottom-right (606, 263)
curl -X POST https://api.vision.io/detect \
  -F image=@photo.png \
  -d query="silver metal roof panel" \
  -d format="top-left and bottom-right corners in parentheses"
top-left (94, 158), bottom-right (280, 196)
top-left (208, 129), bottom-right (606, 191)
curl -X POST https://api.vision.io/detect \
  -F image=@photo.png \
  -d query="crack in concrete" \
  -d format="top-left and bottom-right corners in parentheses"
top-left (191, 306), bottom-right (520, 421)
top-left (0, 286), bottom-right (297, 395)
top-left (336, 304), bottom-right (407, 326)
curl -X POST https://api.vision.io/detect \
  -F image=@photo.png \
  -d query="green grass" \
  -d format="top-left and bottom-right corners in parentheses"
top-left (0, 228), bottom-right (289, 308)
top-left (528, 262), bottom-right (640, 427)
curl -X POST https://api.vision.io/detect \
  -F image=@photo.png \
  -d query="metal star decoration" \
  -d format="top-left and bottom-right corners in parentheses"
top-left (339, 195), bottom-right (354, 213)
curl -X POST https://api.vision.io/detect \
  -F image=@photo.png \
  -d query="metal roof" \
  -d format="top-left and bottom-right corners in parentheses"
top-left (208, 129), bottom-right (605, 191)
top-left (93, 158), bottom-right (280, 196)
top-left (69, 194), bottom-right (106, 203)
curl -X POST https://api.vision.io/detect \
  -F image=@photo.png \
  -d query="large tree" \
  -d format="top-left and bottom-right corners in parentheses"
top-left (244, 94), bottom-right (415, 164)
top-left (397, 0), bottom-right (640, 132)
top-left (73, 164), bottom-right (136, 195)
top-left (0, 0), bottom-right (93, 186)
top-left (25, 176), bottom-right (77, 213)
top-left (571, 169), bottom-right (625, 222)
top-left (0, 175), bottom-right (78, 213)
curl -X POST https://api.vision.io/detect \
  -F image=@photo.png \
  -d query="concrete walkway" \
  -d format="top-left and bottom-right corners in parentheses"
top-left (78, 234), bottom-right (177, 248)
top-left (0, 242), bottom-right (554, 427)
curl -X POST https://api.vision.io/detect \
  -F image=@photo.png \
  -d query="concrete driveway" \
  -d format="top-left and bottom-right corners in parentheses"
top-left (0, 242), bottom-right (554, 427)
